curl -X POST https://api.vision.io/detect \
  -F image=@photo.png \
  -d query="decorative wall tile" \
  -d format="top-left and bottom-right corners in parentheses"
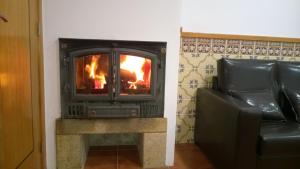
top-left (177, 86), bottom-right (197, 100)
top-left (286, 57), bottom-right (297, 62)
top-left (268, 42), bottom-right (281, 56)
top-left (226, 40), bottom-right (240, 54)
top-left (177, 36), bottom-right (300, 143)
top-left (295, 44), bottom-right (300, 57)
top-left (177, 99), bottom-right (196, 115)
top-left (282, 43), bottom-right (294, 56)
top-left (176, 114), bottom-right (195, 143)
top-left (255, 41), bottom-right (268, 56)
top-left (240, 41), bottom-right (254, 55)
top-left (197, 38), bottom-right (211, 53)
top-left (179, 71), bottom-right (209, 85)
top-left (212, 39), bottom-right (226, 54)
top-left (182, 38), bottom-right (197, 53)
top-left (269, 55), bottom-right (287, 61)
top-left (180, 52), bottom-right (208, 67)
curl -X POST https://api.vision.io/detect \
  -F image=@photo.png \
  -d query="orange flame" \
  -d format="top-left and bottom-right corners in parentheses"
top-left (120, 55), bottom-right (151, 89)
top-left (85, 55), bottom-right (106, 89)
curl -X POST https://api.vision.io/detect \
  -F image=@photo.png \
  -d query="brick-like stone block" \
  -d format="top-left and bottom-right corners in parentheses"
top-left (56, 135), bottom-right (88, 169)
top-left (138, 133), bottom-right (166, 168)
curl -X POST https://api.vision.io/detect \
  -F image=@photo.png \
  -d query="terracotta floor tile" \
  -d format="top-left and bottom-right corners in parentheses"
top-left (118, 145), bottom-right (138, 150)
top-left (118, 149), bottom-right (142, 169)
top-left (175, 143), bottom-right (200, 151)
top-left (172, 144), bottom-right (215, 169)
top-left (85, 150), bottom-right (117, 169)
top-left (84, 144), bottom-right (214, 169)
top-left (89, 145), bottom-right (118, 151)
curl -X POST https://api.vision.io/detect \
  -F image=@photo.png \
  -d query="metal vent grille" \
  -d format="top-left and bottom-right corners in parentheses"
top-left (66, 104), bottom-right (85, 118)
top-left (87, 105), bottom-right (140, 118)
top-left (140, 103), bottom-right (161, 117)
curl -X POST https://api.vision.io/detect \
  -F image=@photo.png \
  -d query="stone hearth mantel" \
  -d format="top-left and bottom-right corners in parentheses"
top-left (56, 118), bottom-right (167, 169)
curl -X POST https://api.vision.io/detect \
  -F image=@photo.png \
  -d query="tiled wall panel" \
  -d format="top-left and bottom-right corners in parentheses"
top-left (176, 36), bottom-right (300, 143)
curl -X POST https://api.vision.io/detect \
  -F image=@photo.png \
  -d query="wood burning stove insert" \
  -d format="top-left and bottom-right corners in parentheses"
top-left (59, 38), bottom-right (166, 118)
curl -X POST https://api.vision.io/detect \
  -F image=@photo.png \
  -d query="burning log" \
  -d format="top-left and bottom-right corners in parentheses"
top-left (120, 69), bottom-right (137, 82)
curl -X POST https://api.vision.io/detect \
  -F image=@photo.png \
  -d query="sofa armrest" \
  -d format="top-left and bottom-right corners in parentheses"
top-left (195, 89), bottom-right (262, 169)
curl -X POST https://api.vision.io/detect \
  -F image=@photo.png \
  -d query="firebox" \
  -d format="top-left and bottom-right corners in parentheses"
top-left (59, 38), bottom-right (166, 118)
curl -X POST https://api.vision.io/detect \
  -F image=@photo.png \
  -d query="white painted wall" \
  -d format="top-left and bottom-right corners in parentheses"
top-left (42, 0), bottom-right (181, 168)
top-left (181, 0), bottom-right (300, 38)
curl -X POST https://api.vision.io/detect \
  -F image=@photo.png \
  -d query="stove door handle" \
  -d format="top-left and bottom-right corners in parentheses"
top-left (0, 14), bottom-right (8, 22)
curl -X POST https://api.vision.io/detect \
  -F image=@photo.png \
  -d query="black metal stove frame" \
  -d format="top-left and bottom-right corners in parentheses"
top-left (59, 38), bottom-right (166, 118)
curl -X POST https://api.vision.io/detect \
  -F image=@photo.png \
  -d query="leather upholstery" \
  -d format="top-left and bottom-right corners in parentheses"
top-left (231, 90), bottom-right (285, 121)
top-left (257, 157), bottom-right (300, 169)
top-left (278, 62), bottom-right (300, 122)
top-left (217, 58), bottom-right (285, 121)
top-left (217, 58), bottom-right (277, 92)
top-left (259, 121), bottom-right (300, 156)
top-left (284, 89), bottom-right (300, 121)
top-left (195, 89), bottom-right (261, 169)
top-left (195, 59), bottom-right (300, 169)
top-left (277, 62), bottom-right (300, 90)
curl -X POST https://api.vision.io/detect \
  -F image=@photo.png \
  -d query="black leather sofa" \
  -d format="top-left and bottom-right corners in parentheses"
top-left (195, 58), bottom-right (300, 169)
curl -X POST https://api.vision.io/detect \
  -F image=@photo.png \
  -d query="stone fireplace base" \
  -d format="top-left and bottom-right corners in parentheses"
top-left (56, 118), bottom-right (167, 169)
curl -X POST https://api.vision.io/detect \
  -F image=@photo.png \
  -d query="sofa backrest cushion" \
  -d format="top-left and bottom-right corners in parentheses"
top-left (278, 61), bottom-right (300, 122)
top-left (277, 62), bottom-right (300, 90)
top-left (217, 58), bottom-right (285, 121)
top-left (217, 58), bottom-right (277, 92)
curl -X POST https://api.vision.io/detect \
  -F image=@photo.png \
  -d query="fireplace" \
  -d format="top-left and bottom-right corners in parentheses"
top-left (59, 38), bottom-right (166, 118)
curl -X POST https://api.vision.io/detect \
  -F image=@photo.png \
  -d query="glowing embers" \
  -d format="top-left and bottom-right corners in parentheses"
top-left (75, 54), bottom-right (109, 94)
top-left (120, 54), bottom-right (151, 95)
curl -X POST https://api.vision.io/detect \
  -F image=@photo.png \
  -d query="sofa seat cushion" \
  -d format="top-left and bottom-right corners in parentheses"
top-left (259, 121), bottom-right (300, 156)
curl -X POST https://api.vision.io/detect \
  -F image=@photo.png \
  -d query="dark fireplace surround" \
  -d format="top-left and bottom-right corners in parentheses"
top-left (59, 38), bottom-right (166, 118)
